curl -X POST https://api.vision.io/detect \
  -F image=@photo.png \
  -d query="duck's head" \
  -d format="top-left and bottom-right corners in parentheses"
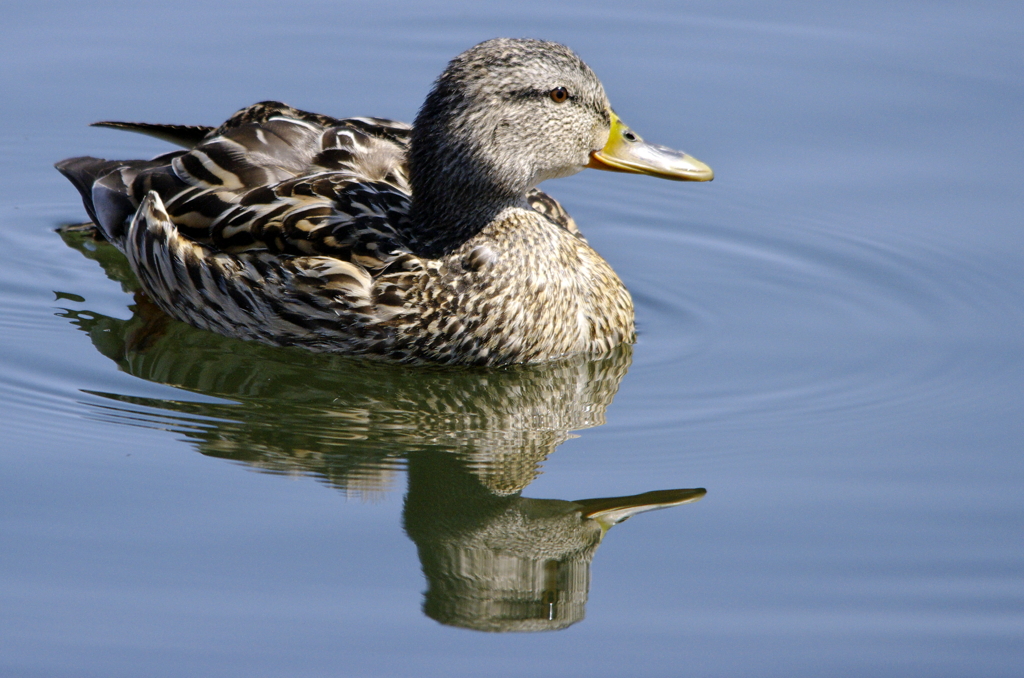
top-left (409, 38), bottom-right (712, 248)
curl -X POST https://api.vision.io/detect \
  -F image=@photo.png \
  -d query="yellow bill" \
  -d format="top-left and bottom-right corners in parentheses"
top-left (575, 487), bottom-right (707, 532)
top-left (588, 112), bottom-right (713, 182)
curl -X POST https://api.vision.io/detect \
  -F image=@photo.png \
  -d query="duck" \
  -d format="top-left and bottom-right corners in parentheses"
top-left (57, 38), bottom-right (712, 366)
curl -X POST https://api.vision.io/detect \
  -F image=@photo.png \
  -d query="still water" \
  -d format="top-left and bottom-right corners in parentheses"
top-left (1, 1), bottom-right (1022, 676)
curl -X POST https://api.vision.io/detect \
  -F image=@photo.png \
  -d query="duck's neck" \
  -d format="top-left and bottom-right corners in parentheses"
top-left (408, 169), bottom-right (524, 258)
top-left (407, 100), bottom-right (532, 258)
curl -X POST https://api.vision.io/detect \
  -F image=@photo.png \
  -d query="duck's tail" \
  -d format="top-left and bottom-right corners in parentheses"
top-left (89, 121), bottom-right (214, 149)
top-left (55, 155), bottom-right (181, 245)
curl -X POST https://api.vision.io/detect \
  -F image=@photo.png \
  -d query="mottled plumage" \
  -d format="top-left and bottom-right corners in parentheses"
top-left (57, 39), bottom-right (711, 366)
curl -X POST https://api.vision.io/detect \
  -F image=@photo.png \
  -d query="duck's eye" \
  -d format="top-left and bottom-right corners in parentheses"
top-left (549, 87), bottom-right (569, 103)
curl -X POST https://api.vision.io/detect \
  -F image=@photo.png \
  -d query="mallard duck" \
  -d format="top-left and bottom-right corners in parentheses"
top-left (57, 38), bottom-right (712, 366)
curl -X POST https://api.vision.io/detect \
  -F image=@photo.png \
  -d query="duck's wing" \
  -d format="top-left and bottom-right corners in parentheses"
top-left (165, 115), bottom-right (414, 266)
top-left (203, 171), bottom-right (415, 271)
top-left (126, 190), bottom-right (421, 353)
top-left (62, 107), bottom-right (416, 266)
top-left (61, 102), bottom-right (579, 262)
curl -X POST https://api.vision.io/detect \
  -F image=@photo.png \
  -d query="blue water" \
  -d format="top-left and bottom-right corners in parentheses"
top-left (1, 1), bottom-right (1022, 676)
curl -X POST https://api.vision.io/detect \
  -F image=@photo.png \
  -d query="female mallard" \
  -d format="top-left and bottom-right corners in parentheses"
top-left (57, 38), bottom-right (712, 366)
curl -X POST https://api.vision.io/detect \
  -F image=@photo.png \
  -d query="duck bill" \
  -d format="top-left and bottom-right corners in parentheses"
top-left (575, 488), bottom-right (707, 533)
top-left (587, 112), bottom-right (713, 182)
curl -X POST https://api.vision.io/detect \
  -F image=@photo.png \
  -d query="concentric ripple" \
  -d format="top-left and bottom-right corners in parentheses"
top-left (569, 181), bottom-right (1024, 434)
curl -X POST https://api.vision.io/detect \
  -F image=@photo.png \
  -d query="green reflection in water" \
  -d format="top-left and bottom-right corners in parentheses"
top-left (57, 226), bottom-right (706, 632)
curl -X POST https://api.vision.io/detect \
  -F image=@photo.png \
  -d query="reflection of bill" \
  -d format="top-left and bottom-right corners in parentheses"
top-left (57, 225), bottom-right (707, 633)
top-left (406, 450), bottom-right (704, 632)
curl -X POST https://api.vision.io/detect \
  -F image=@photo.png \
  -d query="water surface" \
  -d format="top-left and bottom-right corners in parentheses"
top-left (1, 1), bottom-right (1022, 676)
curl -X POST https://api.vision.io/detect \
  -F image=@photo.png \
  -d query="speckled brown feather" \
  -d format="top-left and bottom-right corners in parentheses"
top-left (56, 39), bottom-right (635, 365)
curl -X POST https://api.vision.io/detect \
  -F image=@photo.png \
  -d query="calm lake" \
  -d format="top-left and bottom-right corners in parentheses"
top-left (1, 1), bottom-right (1022, 676)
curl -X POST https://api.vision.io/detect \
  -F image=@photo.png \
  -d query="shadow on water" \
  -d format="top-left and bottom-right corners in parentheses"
top-left (56, 225), bottom-right (706, 632)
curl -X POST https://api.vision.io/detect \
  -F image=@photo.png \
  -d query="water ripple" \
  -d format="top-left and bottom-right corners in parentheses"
top-left (577, 188), bottom-right (1024, 433)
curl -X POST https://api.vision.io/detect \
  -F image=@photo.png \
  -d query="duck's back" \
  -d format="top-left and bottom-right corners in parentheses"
top-left (60, 101), bottom-right (581, 270)
top-left (57, 102), bottom-right (602, 365)
top-left (62, 104), bottom-right (414, 270)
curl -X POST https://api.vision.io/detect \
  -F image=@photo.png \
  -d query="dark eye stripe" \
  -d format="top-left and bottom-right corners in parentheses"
top-left (505, 88), bottom-right (575, 103)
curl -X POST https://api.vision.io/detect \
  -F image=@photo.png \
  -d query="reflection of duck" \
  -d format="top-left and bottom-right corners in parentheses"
top-left (59, 224), bottom-right (633, 493)
top-left (56, 38), bottom-right (712, 366)
top-left (57, 227), bottom-right (706, 632)
top-left (405, 451), bottom-right (704, 632)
